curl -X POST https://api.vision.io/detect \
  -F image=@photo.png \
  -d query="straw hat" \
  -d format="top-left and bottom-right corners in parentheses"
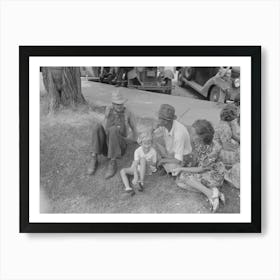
top-left (111, 90), bottom-right (127, 104)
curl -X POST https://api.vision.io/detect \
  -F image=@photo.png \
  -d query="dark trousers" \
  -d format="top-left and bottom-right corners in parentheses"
top-left (91, 123), bottom-right (127, 159)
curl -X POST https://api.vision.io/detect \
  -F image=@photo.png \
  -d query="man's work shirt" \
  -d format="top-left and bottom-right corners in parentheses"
top-left (103, 105), bottom-right (138, 140)
top-left (154, 120), bottom-right (192, 161)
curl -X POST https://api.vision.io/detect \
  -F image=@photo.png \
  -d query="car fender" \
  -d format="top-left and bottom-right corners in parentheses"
top-left (203, 76), bottom-right (230, 97)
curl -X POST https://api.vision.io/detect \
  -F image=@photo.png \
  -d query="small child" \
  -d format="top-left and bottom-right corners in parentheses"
top-left (120, 131), bottom-right (157, 196)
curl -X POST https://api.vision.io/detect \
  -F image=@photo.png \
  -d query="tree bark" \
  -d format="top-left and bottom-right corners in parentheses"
top-left (42, 67), bottom-right (87, 113)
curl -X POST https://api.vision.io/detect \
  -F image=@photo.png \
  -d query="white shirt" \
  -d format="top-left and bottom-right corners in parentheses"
top-left (155, 120), bottom-right (192, 161)
top-left (134, 146), bottom-right (157, 173)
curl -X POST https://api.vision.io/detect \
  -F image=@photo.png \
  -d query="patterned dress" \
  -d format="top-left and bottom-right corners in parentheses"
top-left (214, 121), bottom-right (240, 166)
top-left (178, 140), bottom-right (225, 189)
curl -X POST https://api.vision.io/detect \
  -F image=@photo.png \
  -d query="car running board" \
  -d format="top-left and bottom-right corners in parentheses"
top-left (182, 78), bottom-right (203, 93)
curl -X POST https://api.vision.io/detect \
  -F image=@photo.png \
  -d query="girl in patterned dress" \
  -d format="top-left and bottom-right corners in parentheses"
top-left (215, 104), bottom-right (240, 189)
top-left (214, 104), bottom-right (240, 166)
top-left (172, 120), bottom-right (226, 212)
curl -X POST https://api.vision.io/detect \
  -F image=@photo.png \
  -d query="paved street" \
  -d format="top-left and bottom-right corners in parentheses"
top-left (81, 79), bottom-right (224, 128)
top-left (40, 72), bottom-right (223, 127)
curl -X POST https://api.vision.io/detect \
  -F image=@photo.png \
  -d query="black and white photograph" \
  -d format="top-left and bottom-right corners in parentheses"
top-left (40, 66), bottom-right (241, 214)
top-left (20, 46), bottom-right (260, 232)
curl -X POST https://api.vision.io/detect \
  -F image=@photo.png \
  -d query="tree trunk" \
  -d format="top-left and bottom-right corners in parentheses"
top-left (42, 67), bottom-right (87, 113)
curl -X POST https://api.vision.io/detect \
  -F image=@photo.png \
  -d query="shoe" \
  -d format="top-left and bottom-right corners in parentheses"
top-left (209, 188), bottom-right (220, 213)
top-left (135, 182), bottom-right (144, 192)
top-left (122, 189), bottom-right (135, 198)
top-left (87, 156), bottom-right (98, 175)
top-left (105, 160), bottom-right (117, 179)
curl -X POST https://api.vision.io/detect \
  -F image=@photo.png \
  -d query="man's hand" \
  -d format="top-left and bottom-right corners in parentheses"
top-left (171, 167), bottom-right (183, 176)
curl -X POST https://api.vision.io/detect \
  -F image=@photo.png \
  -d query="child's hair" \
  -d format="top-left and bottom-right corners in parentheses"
top-left (137, 130), bottom-right (153, 145)
top-left (220, 104), bottom-right (238, 122)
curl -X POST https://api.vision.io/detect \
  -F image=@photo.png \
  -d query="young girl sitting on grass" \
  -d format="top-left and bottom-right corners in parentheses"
top-left (120, 131), bottom-right (157, 196)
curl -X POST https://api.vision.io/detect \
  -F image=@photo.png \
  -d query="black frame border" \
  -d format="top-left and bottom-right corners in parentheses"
top-left (20, 46), bottom-right (261, 233)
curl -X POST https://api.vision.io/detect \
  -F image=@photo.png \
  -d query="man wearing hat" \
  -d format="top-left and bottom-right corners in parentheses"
top-left (87, 90), bottom-right (138, 179)
top-left (153, 104), bottom-right (192, 173)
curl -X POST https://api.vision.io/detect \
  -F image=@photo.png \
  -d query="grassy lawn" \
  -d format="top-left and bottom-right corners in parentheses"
top-left (40, 94), bottom-right (240, 214)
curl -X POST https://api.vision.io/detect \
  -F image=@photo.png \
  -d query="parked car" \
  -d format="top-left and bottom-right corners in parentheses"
top-left (177, 67), bottom-right (240, 102)
top-left (127, 67), bottom-right (174, 94)
top-left (81, 66), bottom-right (174, 94)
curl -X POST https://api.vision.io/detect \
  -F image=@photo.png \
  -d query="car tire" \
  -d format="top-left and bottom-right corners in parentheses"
top-left (209, 85), bottom-right (225, 102)
top-left (184, 67), bottom-right (194, 81)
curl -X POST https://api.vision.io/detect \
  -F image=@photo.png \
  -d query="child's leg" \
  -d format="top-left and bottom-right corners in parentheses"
top-left (120, 167), bottom-right (134, 191)
top-left (139, 158), bottom-right (147, 185)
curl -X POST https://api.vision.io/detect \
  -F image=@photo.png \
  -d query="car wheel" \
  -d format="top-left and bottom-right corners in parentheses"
top-left (209, 85), bottom-right (225, 102)
top-left (184, 67), bottom-right (194, 81)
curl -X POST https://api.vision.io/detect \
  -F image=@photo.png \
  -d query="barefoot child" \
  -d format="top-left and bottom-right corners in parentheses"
top-left (120, 131), bottom-right (157, 196)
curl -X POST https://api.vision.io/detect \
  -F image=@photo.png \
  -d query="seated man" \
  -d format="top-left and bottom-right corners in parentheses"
top-left (87, 90), bottom-right (138, 179)
top-left (153, 104), bottom-right (192, 174)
